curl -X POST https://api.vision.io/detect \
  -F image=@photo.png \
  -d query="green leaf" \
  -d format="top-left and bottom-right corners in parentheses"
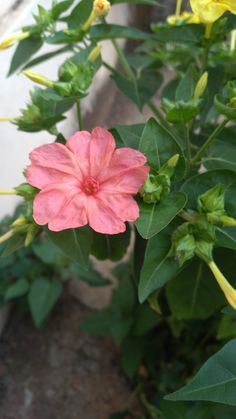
top-left (166, 259), bottom-right (224, 320)
top-left (214, 94), bottom-right (236, 121)
top-left (139, 229), bottom-right (180, 303)
top-left (90, 24), bottom-right (150, 41)
top-left (152, 23), bottom-right (204, 44)
top-left (69, 262), bottom-right (110, 286)
top-left (5, 278), bottom-right (30, 300)
top-left (181, 170), bottom-right (236, 211)
top-left (1, 235), bottom-right (25, 257)
top-left (216, 227), bottom-right (236, 250)
top-left (165, 339), bottom-right (236, 406)
top-left (110, 0), bottom-right (156, 3)
top-left (28, 278), bottom-right (62, 328)
top-left (121, 336), bottom-right (146, 378)
top-left (52, 0), bottom-right (74, 19)
top-left (47, 226), bottom-right (93, 267)
top-left (91, 226), bottom-right (130, 261)
top-left (175, 65), bottom-right (199, 102)
top-left (111, 70), bottom-right (163, 111)
top-left (22, 46), bottom-right (71, 70)
top-left (32, 239), bottom-right (63, 264)
top-left (8, 37), bottom-right (43, 76)
top-left (136, 192), bottom-right (187, 239)
top-left (139, 118), bottom-right (185, 178)
top-left (111, 124), bottom-right (144, 149)
top-left (131, 304), bottom-right (160, 335)
top-left (80, 308), bottom-right (113, 336)
top-left (217, 314), bottom-right (236, 340)
top-left (67, 0), bottom-right (93, 30)
top-left (204, 139), bottom-right (236, 172)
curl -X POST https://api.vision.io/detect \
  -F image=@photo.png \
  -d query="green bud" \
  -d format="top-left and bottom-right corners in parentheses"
top-left (220, 215), bottom-right (236, 227)
top-left (58, 61), bottom-right (78, 82)
top-left (195, 240), bottom-right (213, 263)
top-left (193, 72), bottom-right (208, 100)
top-left (159, 154), bottom-right (179, 178)
top-left (140, 173), bottom-right (170, 204)
top-left (24, 225), bottom-right (40, 247)
top-left (171, 222), bottom-right (196, 266)
top-left (197, 184), bottom-right (225, 215)
top-left (88, 45), bottom-right (102, 63)
top-left (53, 81), bottom-right (72, 97)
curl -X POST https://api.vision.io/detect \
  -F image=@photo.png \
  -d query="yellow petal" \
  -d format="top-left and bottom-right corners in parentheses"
top-left (208, 261), bottom-right (236, 309)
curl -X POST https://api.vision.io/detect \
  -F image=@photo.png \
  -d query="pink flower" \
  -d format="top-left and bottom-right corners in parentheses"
top-left (26, 128), bottom-right (149, 234)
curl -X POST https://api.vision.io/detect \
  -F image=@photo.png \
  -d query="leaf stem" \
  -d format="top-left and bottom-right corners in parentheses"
top-left (76, 100), bottom-right (83, 131)
top-left (147, 100), bottom-right (172, 131)
top-left (112, 39), bottom-right (135, 82)
top-left (190, 119), bottom-right (228, 166)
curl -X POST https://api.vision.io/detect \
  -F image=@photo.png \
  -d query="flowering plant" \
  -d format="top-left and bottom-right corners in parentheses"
top-left (1, 0), bottom-right (236, 416)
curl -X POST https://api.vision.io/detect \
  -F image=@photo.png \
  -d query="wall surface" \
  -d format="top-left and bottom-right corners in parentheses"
top-left (0, 0), bottom-right (129, 218)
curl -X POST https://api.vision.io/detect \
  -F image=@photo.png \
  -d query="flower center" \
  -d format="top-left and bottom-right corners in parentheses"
top-left (82, 176), bottom-right (99, 195)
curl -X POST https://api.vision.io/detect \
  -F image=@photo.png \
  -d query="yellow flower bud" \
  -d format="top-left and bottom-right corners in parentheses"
top-left (167, 11), bottom-right (200, 25)
top-left (24, 225), bottom-right (39, 247)
top-left (88, 45), bottom-right (102, 62)
top-left (82, 0), bottom-right (111, 32)
top-left (93, 0), bottom-right (111, 16)
top-left (0, 230), bottom-right (14, 245)
top-left (11, 216), bottom-right (28, 228)
top-left (23, 69), bottom-right (54, 89)
top-left (208, 261), bottom-right (236, 310)
top-left (193, 72), bottom-right (208, 100)
top-left (0, 31), bottom-right (30, 50)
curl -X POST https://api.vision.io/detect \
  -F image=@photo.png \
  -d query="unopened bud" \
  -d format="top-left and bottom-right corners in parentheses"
top-left (193, 72), bottom-right (208, 100)
top-left (197, 184), bottom-right (225, 215)
top-left (11, 216), bottom-right (28, 228)
top-left (88, 45), bottom-right (102, 62)
top-left (23, 69), bottom-right (54, 89)
top-left (159, 154), bottom-right (179, 178)
top-left (24, 225), bottom-right (39, 247)
top-left (220, 215), bottom-right (236, 227)
top-left (167, 11), bottom-right (200, 25)
top-left (82, 0), bottom-right (111, 31)
top-left (0, 31), bottom-right (30, 50)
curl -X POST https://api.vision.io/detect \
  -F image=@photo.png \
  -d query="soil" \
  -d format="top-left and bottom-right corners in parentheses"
top-left (0, 295), bottom-right (134, 419)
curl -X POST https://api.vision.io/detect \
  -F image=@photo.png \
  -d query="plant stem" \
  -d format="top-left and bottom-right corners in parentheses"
top-left (0, 189), bottom-right (17, 195)
top-left (76, 100), bottom-right (83, 131)
top-left (190, 119), bottom-right (228, 166)
top-left (178, 210), bottom-right (194, 222)
top-left (184, 123), bottom-right (191, 167)
top-left (112, 39), bottom-right (135, 82)
top-left (147, 100), bottom-right (171, 131)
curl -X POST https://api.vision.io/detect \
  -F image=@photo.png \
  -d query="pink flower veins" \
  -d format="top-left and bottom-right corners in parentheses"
top-left (26, 128), bottom-right (149, 234)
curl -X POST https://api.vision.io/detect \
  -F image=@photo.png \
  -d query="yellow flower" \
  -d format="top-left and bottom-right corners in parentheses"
top-left (190, 0), bottom-right (236, 23)
top-left (208, 261), bottom-right (236, 309)
top-left (193, 72), bottom-right (208, 99)
top-left (82, 0), bottom-right (111, 31)
top-left (0, 31), bottom-right (30, 50)
top-left (167, 11), bottom-right (200, 25)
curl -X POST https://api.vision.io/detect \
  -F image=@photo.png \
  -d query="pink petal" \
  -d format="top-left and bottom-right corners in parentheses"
top-left (97, 192), bottom-right (139, 222)
top-left (66, 131), bottom-right (91, 177)
top-left (26, 165), bottom-right (78, 190)
top-left (29, 142), bottom-right (82, 180)
top-left (87, 196), bottom-right (126, 234)
top-left (48, 193), bottom-right (88, 231)
top-left (99, 147), bottom-right (147, 182)
top-left (89, 127), bottom-right (116, 178)
top-left (101, 166), bottom-right (149, 194)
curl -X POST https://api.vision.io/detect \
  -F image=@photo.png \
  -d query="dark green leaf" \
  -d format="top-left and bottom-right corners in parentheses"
top-left (91, 226), bottom-right (130, 261)
top-left (22, 46), bottom-right (71, 70)
top-left (5, 278), bottom-right (30, 300)
top-left (47, 226), bottom-right (93, 267)
top-left (166, 259), bottom-right (224, 320)
top-left (8, 37), bottom-right (43, 76)
top-left (216, 227), bottom-right (236, 250)
top-left (111, 124), bottom-right (144, 149)
top-left (139, 118), bottom-right (185, 178)
top-left (111, 70), bottom-right (162, 111)
top-left (121, 336), bottom-right (146, 378)
top-left (181, 170), bottom-right (236, 211)
top-left (204, 139), bottom-right (236, 172)
top-left (136, 192), bottom-right (187, 239)
top-left (80, 308), bottom-right (112, 336)
top-left (139, 230), bottom-right (179, 303)
top-left (67, 0), bottom-right (93, 30)
top-left (69, 262), bottom-right (110, 286)
top-left (165, 339), bottom-right (236, 406)
top-left (28, 278), bottom-right (62, 328)
top-left (90, 24), bottom-right (150, 41)
top-left (52, 0), bottom-right (74, 19)
top-left (152, 23), bottom-right (204, 44)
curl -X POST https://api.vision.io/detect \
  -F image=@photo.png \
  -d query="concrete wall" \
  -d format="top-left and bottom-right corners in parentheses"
top-left (0, 0), bottom-right (129, 218)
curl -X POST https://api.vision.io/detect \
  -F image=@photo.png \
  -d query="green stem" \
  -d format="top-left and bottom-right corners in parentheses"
top-left (112, 39), bottom-right (135, 82)
top-left (76, 100), bottom-right (83, 130)
top-left (147, 100), bottom-right (171, 131)
top-left (184, 123), bottom-right (191, 168)
top-left (190, 119), bottom-right (228, 166)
